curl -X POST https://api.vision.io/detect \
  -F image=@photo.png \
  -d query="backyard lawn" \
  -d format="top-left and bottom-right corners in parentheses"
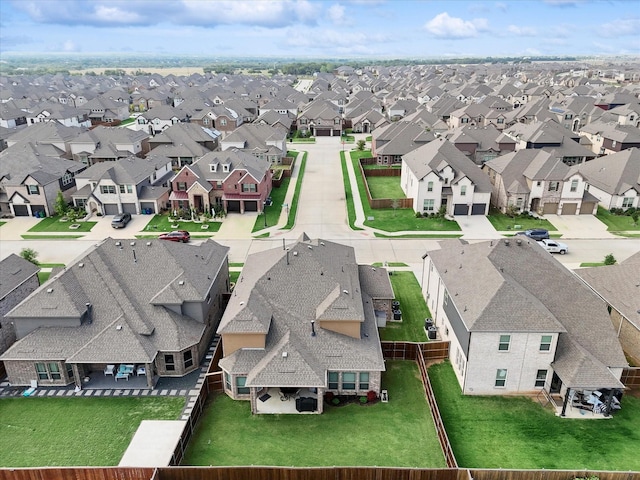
top-left (184, 361), bottom-right (445, 468)
top-left (340, 151), bottom-right (363, 231)
top-left (429, 361), bottom-right (640, 471)
top-left (143, 213), bottom-right (221, 233)
top-left (28, 216), bottom-right (96, 233)
top-left (366, 175), bottom-right (405, 199)
top-left (0, 397), bottom-right (184, 467)
top-left (596, 206), bottom-right (640, 232)
top-left (380, 271), bottom-right (429, 342)
top-left (486, 209), bottom-right (556, 232)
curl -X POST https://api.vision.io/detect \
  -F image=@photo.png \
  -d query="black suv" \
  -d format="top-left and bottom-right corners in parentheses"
top-left (111, 213), bottom-right (132, 229)
top-left (515, 228), bottom-right (549, 241)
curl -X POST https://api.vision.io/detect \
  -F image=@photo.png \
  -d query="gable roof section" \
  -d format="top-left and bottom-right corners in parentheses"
top-left (571, 148), bottom-right (640, 195)
top-left (0, 254), bottom-right (40, 301)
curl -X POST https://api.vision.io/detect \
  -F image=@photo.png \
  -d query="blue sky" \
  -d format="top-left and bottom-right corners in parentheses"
top-left (0, 0), bottom-right (638, 58)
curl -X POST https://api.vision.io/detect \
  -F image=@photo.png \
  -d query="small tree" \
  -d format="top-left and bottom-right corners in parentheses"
top-left (604, 253), bottom-right (617, 266)
top-left (20, 248), bottom-right (40, 266)
top-left (356, 139), bottom-right (366, 151)
top-left (391, 199), bottom-right (400, 216)
top-left (632, 212), bottom-right (639, 226)
top-left (54, 191), bottom-right (68, 217)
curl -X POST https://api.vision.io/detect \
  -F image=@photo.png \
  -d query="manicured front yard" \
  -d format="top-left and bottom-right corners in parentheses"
top-left (184, 361), bottom-right (445, 468)
top-left (143, 214), bottom-right (221, 233)
top-left (380, 271), bottom-right (429, 342)
top-left (486, 209), bottom-right (556, 232)
top-left (366, 175), bottom-right (405, 199)
top-left (283, 152), bottom-right (307, 230)
top-left (429, 361), bottom-right (640, 470)
top-left (596, 206), bottom-right (640, 231)
top-left (341, 151), bottom-right (363, 230)
top-left (28, 216), bottom-right (96, 233)
top-left (0, 397), bottom-right (184, 467)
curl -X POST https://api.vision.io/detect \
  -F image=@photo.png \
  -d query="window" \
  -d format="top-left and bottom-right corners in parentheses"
top-left (427, 181), bottom-right (433, 192)
top-left (443, 289), bottom-right (449, 306)
top-left (548, 181), bottom-right (559, 192)
top-left (100, 185), bottom-right (116, 194)
top-left (461, 117), bottom-right (469, 124)
top-left (27, 185), bottom-right (40, 195)
top-left (328, 371), bottom-right (339, 389)
top-left (570, 179), bottom-right (578, 192)
top-left (177, 182), bottom-right (187, 191)
top-left (241, 183), bottom-right (257, 193)
top-left (423, 199), bottom-right (435, 212)
top-left (35, 362), bottom-right (61, 380)
top-left (497, 118), bottom-right (505, 124)
top-left (622, 197), bottom-right (634, 208)
top-left (236, 376), bottom-right (249, 394)
top-left (342, 372), bottom-right (356, 390)
top-left (359, 372), bottom-right (369, 390)
top-left (224, 371), bottom-right (231, 391)
top-left (183, 350), bottom-right (193, 369)
top-left (223, 164), bottom-right (230, 173)
top-left (460, 185), bottom-right (467, 196)
top-left (540, 335), bottom-right (552, 351)
top-left (498, 334), bottom-right (511, 351)
top-left (66, 363), bottom-right (74, 380)
top-left (495, 369), bottom-right (507, 387)
top-left (203, 118), bottom-right (209, 125)
top-left (49, 363), bottom-right (61, 380)
top-left (61, 173), bottom-right (73, 186)
top-left (36, 363), bottom-right (48, 380)
top-left (119, 184), bottom-right (133, 194)
top-left (612, 140), bottom-right (617, 148)
top-left (535, 369), bottom-right (548, 388)
top-left (164, 354), bottom-right (175, 371)
top-left (220, 118), bottom-right (227, 126)
top-left (536, 181), bottom-right (542, 187)
top-left (210, 163), bottom-right (217, 173)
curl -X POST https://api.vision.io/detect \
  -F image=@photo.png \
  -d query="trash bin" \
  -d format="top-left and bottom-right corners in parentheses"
top-left (425, 318), bottom-right (433, 329)
top-left (427, 326), bottom-right (437, 340)
top-left (393, 309), bottom-right (402, 320)
top-left (392, 300), bottom-right (400, 309)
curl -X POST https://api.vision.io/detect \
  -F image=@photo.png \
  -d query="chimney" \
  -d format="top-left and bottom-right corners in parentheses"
top-left (85, 303), bottom-right (92, 323)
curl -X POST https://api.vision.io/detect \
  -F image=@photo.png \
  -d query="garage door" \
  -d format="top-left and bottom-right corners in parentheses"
top-left (580, 202), bottom-right (596, 214)
top-left (453, 204), bottom-right (468, 215)
top-left (315, 128), bottom-right (331, 136)
top-left (13, 205), bottom-right (28, 216)
top-left (561, 203), bottom-right (578, 215)
top-left (103, 204), bottom-right (119, 215)
top-left (140, 202), bottom-right (156, 214)
top-left (227, 200), bottom-right (240, 213)
top-left (244, 201), bottom-right (258, 212)
top-left (122, 203), bottom-right (137, 214)
top-left (471, 203), bottom-right (486, 215)
top-left (542, 202), bottom-right (558, 214)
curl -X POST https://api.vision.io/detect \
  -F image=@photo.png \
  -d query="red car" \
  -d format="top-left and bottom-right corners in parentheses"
top-left (158, 230), bottom-right (190, 243)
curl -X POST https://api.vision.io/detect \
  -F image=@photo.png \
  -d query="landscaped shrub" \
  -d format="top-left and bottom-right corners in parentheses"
top-left (359, 396), bottom-right (368, 404)
top-left (332, 397), bottom-right (340, 405)
top-left (324, 391), bottom-right (334, 403)
top-left (415, 211), bottom-right (422, 218)
top-left (367, 390), bottom-right (378, 403)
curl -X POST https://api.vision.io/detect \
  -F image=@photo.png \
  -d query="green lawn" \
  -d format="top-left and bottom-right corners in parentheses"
top-left (0, 397), bottom-right (184, 467)
top-left (366, 176), bottom-right (405, 199)
top-left (252, 175), bottom-right (290, 233)
top-left (340, 152), bottom-right (363, 231)
top-left (486, 210), bottom-right (556, 232)
top-left (28, 216), bottom-right (96, 232)
top-left (143, 214), bottom-right (221, 233)
top-left (596, 206), bottom-right (640, 231)
top-left (283, 152), bottom-right (307, 230)
top-left (350, 153), bottom-right (459, 232)
top-left (22, 234), bottom-right (85, 239)
top-left (580, 262), bottom-right (605, 267)
top-left (229, 271), bottom-right (240, 284)
top-left (429, 361), bottom-right (640, 470)
top-left (37, 271), bottom-right (50, 284)
top-left (380, 271), bottom-right (429, 342)
top-left (184, 361), bottom-right (445, 468)
top-left (372, 262), bottom-right (408, 267)
top-left (39, 263), bottom-right (66, 268)
top-left (374, 233), bottom-right (464, 238)
top-left (0, 221), bottom-right (5, 227)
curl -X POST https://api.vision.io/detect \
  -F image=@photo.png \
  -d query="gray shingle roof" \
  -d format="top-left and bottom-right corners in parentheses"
top-left (571, 148), bottom-right (640, 195)
top-left (0, 254), bottom-right (40, 301)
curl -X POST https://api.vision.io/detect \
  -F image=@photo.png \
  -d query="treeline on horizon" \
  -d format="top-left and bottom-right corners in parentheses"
top-left (0, 55), bottom-right (584, 76)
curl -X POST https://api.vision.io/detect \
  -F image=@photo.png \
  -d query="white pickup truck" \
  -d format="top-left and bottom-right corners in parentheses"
top-left (537, 239), bottom-right (568, 255)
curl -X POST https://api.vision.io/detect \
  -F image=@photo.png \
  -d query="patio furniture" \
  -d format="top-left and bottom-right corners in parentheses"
top-left (279, 387), bottom-right (300, 401)
top-left (136, 365), bottom-right (146, 376)
top-left (115, 372), bottom-right (129, 381)
top-left (104, 364), bottom-right (115, 376)
top-left (118, 364), bottom-right (134, 375)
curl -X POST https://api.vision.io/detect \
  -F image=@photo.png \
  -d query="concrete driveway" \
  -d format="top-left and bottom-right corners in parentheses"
top-left (454, 215), bottom-right (500, 240)
top-left (545, 214), bottom-right (616, 239)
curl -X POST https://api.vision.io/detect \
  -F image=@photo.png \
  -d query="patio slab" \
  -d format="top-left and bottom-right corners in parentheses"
top-left (119, 420), bottom-right (186, 467)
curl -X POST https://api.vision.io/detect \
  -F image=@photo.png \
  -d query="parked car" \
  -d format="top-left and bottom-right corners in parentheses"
top-left (158, 230), bottom-right (190, 243)
top-left (537, 239), bottom-right (568, 254)
top-left (111, 213), bottom-right (132, 229)
top-left (515, 229), bottom-right (549, 241)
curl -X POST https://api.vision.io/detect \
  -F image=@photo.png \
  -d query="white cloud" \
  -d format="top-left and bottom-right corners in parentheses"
top-left (507, 24), bottom-right (537, 36)
top-left (600, 18), bottom-right (640, 37)
top-left (94, 6), bottom-right (143, 24)
top-left (328, 4), bottom-right (347, 25)
top-left (424, 12), bottom-right (488, 39)
top-left (495, 2), bottom-right (508, 12)
top-left (180, 0), bottom-right (319, 27)
top-left (62, 40), bottom-right (80, 52)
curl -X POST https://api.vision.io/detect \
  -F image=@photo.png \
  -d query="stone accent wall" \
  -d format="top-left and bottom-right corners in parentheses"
top-left (0, 274), bottom-right (39, 355)
top-left (5, 360), bottom-right (73, 387)
top-left (611, 309), bottom-right (640, 365)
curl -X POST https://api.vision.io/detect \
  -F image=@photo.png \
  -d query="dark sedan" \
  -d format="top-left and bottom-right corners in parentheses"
top-left (515, 228), bottom-right (549, 241)
top-left (111, 213), bottom-right (132, 229)
top-left (158, 230), bottom-right (190, 243)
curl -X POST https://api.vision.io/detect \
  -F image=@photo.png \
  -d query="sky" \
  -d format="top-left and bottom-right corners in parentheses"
top-left (0, 0), bottom-right (639, 59)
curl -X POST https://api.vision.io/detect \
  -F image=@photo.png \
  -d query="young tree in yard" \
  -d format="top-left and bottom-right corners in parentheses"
top-left (604, 254), bottom-right (617, 265)
top-left (54, 191), bottom-right (68, 217)
top-left (356, 139), bottom-right (366, 151)
top-left (20, 248), bottom-right (40, 266)
top-left (391, 199), bottom-right (400, 216)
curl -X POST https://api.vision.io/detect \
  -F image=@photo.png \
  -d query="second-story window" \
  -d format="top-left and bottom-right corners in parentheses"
top-left (241, 184), bottom-right (257, 193)
top-left (27, 185), bottom-right (40, 195)
top-left (548, 181), bottom-right (559, 192)
top-left (498, 335), bottom-right (511, 351)
top-left (427, 181), bottom-right (433, 192)
top-left (460, 185), bottom-right (467, 196)
top-left (177, 182), bottom-right (187, 191)
top-left (100, 185), bottom-right (116, 194)
top-left (570, 179), bottom-right (578, 192)
top-left (119, 185), bottom-right (133, 194)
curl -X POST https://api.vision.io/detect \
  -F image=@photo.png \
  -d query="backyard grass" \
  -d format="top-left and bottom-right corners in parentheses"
top-left (350, 153), bottom-right (459, 232)
top-left (229, 263), bottom-right (244, 268)
top-left (229, 271), bottom-right (240, 284)
top-left (380, 271), bottom-right (429, 342)
top-left (340, 151), bottom-right (363, 231)
top-left (27, 216), bottom-right (96, 233)
top-left (37, 271), bottom-right (50, 283)
top-left (596, 206), bottom-right (640, 231)
top-left (184, 361), bottom-right (445, 468)
top-left (429, 361), bottom-right (640, 471)
top-left (0, 397), bottom-right (184, 467)
top-left (366, 176), bottom-right (405, 199)
top-left (39, 263), bottom-right (66, 268)
top-left (22, 234), bottom-right (84, 239)
top-left (143, 214), bottom-right (221, 233)
top-left (282, 152), bottom-right (307, 230)
top-left (579, 262), bottom-right (605, 267)
top-left (486, 210), bottom-right (556, 232)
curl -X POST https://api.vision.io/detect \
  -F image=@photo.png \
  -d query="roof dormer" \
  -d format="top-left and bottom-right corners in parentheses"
top-left (210, 162), bottom-right (219, 173)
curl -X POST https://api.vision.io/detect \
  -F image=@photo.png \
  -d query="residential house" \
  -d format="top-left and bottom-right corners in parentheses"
top-left (579, 122), bottom-right (640, 155)
top-left (447, 125), bottom-right (516, 165)
top-left (297, 100), bottom-right (343, 137)
top-left (186, 104), bottom-right (242, 137)
top-left (0, 238), bottom-right (230, 389)
top-left (254, 110), bottom-right (295, 134)
top-left (421, 239), bottom-right (627, 415)
top-left (136, 105), bottom-right (192, 135)
top-left (401, 137), bottom-right (492, 216)
top-left (217, 235), bottom-right (390, 414)
top-left (72, 154), bottom-right (173, 215)
top-left (483, 149), bottom-right (597, 215)
top-left (82, 97), bottom-right (130, 124)
top-left (0, 254), bottom-right (40, 356)
top-left (220, 124), bottom-right (287, 165)
top-left (371, 121), bottom-right (436, 166)
top-left (575, 251), bottom-right (640, 366)
top-left (69, 126), bottom-right (150, 166)
top-left (23, 103), bottom-right (92, 128)
top-left (569, 148), bottom-right (640, 211)
top-left (147, 123), bottom-right (220, 169)
top-left (169, 148), bottom-right (272, 215)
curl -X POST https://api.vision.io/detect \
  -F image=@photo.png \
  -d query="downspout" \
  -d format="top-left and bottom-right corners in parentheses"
top-left (561, 387), bottom-right (571, 417)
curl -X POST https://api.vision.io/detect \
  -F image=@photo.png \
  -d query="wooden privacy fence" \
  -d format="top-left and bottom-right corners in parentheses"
top-left (469, 469), bottom-right (640, 480)
top-left (621, 367), bottom-right (640, 388)
top-left (357, 159), bottom-right (413, 210)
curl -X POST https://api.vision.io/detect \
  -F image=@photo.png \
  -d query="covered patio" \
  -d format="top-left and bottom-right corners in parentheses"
top-left (254, 387), bottom-right (320, 414)
top-left (76, 363), bottom-right (157, 390)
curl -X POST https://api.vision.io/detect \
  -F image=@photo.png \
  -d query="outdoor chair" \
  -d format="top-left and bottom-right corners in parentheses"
top-left (104, 364), bottom-right (115, 376)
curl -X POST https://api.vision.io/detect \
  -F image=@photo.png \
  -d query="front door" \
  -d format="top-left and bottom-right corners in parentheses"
top-left (194, 195), bottom-right (203, 213)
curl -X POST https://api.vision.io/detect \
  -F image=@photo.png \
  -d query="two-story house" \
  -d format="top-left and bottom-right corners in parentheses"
top-left (371, 121), bottom-right (436, 166)
top-left (421, 239), bottom-right (627, 416)
top-left (296, 100), bottom-right (343, 137)
top-left (72, 154), bottom-right (173, 215)
top-left (69, 126), bottom-right (150, 166)
top-left (220, 123), bottom-right (287, 165)
top-left (0, 238), bottom-right (230, 390)
top-left (401, 137), bottom-right (493, 216)
top-left (446, 125), bottom-right (516, 165)
top-left (579, 122), bottom-right (640, 155)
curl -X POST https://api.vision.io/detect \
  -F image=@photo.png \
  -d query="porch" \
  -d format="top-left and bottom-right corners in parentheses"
top-left (254, 387), bottom-right (320, 414)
